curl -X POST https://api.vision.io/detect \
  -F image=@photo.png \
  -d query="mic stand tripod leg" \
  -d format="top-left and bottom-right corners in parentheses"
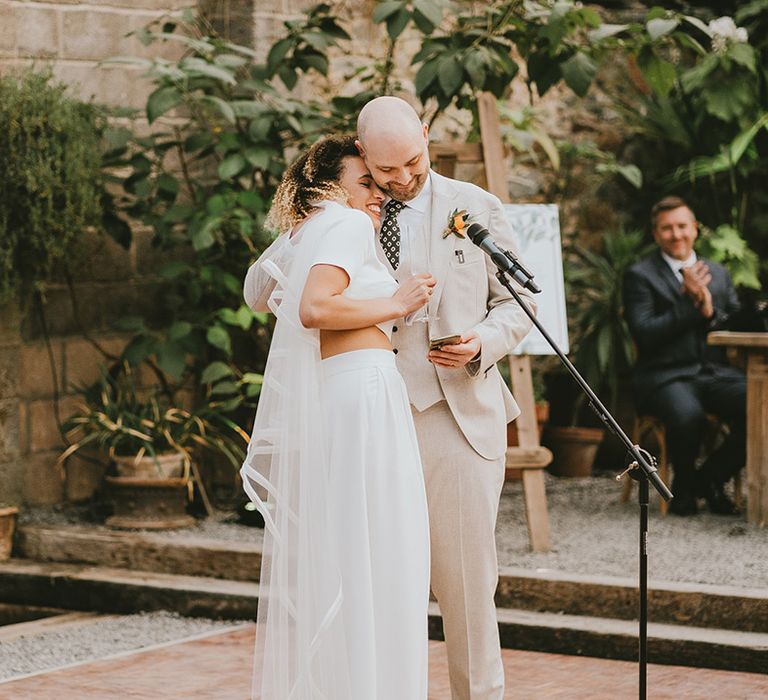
top-left (639, 472), bottom-right (649, 700)
top-left (618, 457), bottom-right (650, 700)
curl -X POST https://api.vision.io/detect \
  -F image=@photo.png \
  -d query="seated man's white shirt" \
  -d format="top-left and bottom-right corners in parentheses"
top-left (661, 250), bottom-right (697, 284)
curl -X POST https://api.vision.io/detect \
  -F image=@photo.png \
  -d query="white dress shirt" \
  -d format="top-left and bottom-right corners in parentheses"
top-left (661, 250), bottom-right (697, 284)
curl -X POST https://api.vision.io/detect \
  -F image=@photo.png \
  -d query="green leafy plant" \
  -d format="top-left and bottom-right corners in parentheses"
top-left (591, 6), bottom-right (767, 288)
top-left (0, 69), bottom-right (106, 303)
top-left (408, 0), bottom-right (601, 119)
top-left (265, 2), bottom-right (351, 89)
top-left (696, 224), bottom-right (761, 289)
top-left (103, 14), bottom-right (352, 411)
top-left (59, 364), bottom-right (249, 470)
top-left (558, 140), bottom-right (644, 191)
top-left (498, 104), bottom-right (560, 170)
top-left (565, 228), bottom-right (654, 419)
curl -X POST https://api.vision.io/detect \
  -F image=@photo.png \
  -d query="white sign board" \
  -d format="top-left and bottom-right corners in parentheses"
top-left (504, 204), bottom-right (569, 356)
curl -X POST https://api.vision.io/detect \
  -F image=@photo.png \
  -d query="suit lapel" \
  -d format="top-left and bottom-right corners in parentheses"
top-left (649, 251), bottom-right (683, 300)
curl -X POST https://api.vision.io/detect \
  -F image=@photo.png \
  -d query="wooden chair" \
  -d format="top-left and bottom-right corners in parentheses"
top-left (621, 414), bottom-right (743, 514)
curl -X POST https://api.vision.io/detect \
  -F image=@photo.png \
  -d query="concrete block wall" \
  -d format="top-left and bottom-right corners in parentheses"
top-left (0, 2), bottom-right (207, 506)
top-left (0, 307), bottom-right (23, 507)
top-left (0, 0), bottom-right (189, 107)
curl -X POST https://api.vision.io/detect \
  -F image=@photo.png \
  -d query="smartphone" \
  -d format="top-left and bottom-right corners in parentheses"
top-left (429, 334), bottom-right (462, 351)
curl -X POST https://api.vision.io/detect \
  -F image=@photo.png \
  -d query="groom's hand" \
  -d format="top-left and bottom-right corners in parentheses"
top-left (428, 331), bottom-right (480, 369)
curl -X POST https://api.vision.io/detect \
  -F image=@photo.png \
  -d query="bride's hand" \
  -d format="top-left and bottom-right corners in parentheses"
top-left (394, 274), bottom-right (436, 316)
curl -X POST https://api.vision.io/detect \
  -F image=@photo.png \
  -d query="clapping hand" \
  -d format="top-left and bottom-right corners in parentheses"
top-left (681, 261), bottom-right (713, 319)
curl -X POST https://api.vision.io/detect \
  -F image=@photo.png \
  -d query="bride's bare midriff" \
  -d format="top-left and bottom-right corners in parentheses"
top-left (320, 326), bottom-right (392, 359)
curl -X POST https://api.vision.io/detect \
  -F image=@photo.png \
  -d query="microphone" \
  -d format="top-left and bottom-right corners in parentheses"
top-left (466, 223), bottom-right (541, 293)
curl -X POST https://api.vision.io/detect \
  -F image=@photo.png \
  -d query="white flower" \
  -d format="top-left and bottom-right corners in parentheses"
top-left (708, 16), bottom-right (749, 47)
top-left (711, 34), bottom-right (727, 55)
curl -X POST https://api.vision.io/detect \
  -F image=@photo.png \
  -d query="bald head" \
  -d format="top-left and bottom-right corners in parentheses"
top-left (355, 96), bottom-right (431, 201)
top-left (357, 96), bottom-right (424, 145)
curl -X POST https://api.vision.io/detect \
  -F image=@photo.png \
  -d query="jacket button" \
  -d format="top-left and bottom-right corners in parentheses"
top-left (392, 325), bottom-right (398, 332)
top-left (393, 349), bottom-right (398, 354)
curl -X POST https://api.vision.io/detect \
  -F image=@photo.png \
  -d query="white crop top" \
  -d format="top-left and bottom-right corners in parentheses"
top-left (307, 201), bottom-right (399, 339)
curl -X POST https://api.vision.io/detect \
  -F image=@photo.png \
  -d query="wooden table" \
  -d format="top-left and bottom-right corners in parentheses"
top-left (708, 331), bottom-right (768, 526)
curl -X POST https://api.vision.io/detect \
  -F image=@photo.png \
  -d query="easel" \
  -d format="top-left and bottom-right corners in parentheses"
top-left (429, 93), bottom-right (552, 552)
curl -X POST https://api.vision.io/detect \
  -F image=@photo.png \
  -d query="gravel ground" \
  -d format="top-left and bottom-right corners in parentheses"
top-left (18, 472), bottom-right (768, 589)
top-left (0, 611), bottom-right (245, 681)
top-left (496, 472), bottom-right (767, 589)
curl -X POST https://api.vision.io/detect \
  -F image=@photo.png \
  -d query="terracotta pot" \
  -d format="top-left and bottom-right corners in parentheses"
top-left (113, 452), bottom-right (185, 479)
top-left (107, 453), bottom-right (192, 530)
top-left (105, 476), bottom-right (194, 530)
top-left (543, 426), bottom-right (604, 477)
top-left (0, 506), bottom-right (19, 561)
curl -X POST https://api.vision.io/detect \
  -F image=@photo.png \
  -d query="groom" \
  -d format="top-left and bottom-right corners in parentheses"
top-left (356, 96), bottom-right (534, 699)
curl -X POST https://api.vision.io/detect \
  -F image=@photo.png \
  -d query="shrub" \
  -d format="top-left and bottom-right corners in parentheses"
top-left (0, 70), bottom-right (106, 302)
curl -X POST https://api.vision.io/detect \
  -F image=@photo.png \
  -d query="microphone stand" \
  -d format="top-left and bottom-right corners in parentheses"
top-left (494, 252), bottom-right (672, 700)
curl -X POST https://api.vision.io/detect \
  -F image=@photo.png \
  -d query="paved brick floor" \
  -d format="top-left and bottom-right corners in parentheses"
top-left (0, 624), bottom-right (766, 699)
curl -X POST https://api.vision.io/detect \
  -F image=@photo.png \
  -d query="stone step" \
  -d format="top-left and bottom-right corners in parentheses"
top-left (0, 559), bottom-right (258, 620)
top-left (429, 604), bottom-right (768, 675)
top-left (1, 559), bottom-right (766, 674)
top-left (16, 525), bottom-right (768, 633)
top-left (497, 568), bottom-right (768, 634)
top-left (15, 525), bottom-right (261, 583)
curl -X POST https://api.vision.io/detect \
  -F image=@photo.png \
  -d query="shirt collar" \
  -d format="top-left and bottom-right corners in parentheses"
top-left (661, 250), bottom-right (697, 273)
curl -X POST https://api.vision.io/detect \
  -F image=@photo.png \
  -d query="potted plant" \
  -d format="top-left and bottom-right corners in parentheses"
top-left (544, 228), bottom-right (653, 476)
top-left (60, 364), bottom-right (248, 528)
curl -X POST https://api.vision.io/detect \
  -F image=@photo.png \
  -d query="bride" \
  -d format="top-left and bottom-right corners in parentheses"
top-left (241, 135), bottom-right (433, 699)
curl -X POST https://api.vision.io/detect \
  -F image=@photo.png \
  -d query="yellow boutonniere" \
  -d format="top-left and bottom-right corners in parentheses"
top-left (443, 208), bottom-right (470, 239)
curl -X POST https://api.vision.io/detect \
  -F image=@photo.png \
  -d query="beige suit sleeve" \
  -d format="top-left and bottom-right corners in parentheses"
top-left (469, 197), bottom-right (536, 376)
top-left (243, 235), bottom-right (290, 312)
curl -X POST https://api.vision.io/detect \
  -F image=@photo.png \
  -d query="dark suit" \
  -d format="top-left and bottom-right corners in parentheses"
top-left (623, 251), bottom-right (745, 494)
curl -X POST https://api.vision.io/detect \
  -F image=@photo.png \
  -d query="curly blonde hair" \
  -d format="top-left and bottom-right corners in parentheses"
top-left (266, 134), bottom-right (360, 232)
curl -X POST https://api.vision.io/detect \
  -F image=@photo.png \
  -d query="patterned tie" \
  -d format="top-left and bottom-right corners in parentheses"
top-left (380, 199), bottom-right (405, 269)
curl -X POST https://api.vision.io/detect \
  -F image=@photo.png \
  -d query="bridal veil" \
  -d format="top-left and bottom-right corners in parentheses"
top-left (240, 218), bottom-right (353, 700)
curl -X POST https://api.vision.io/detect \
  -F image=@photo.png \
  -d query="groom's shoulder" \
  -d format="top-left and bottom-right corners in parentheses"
top-left (432, 171), bottom-right (501, 207)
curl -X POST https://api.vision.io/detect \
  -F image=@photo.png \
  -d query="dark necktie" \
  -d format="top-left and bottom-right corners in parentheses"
top-left (380, 199), bottom-right (405, 269)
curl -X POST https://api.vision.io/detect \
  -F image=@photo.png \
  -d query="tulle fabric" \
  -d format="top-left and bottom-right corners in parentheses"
top-left (240, 219), bottom-right (354, 699)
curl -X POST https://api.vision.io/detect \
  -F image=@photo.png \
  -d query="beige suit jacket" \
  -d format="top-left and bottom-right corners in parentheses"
top-left (386, 171), bottom-right (535, 460)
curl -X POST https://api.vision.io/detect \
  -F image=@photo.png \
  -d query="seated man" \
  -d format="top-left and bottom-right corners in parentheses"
top-left (623, 196), bottom-right (745, 516)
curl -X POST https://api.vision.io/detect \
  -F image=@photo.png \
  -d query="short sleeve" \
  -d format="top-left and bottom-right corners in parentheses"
top-left (310, 208), bottom-right (372, 281)
top-left (243, 234), bottom-right (291, 311)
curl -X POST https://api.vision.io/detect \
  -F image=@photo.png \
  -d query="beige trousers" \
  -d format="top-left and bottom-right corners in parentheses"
top-left (412, 401), bottom-right (505, 700)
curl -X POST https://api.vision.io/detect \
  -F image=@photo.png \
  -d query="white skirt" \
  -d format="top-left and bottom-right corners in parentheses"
top-left (321, 349), bottom-right (430, 700)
